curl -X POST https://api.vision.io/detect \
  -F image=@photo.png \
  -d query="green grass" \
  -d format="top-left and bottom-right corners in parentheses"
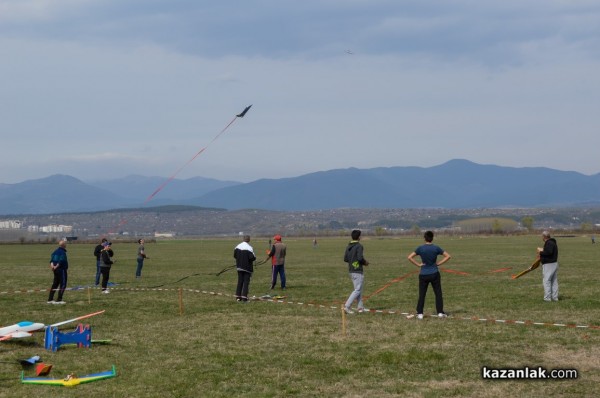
top-left (0, 235), bottom-right (598, 397)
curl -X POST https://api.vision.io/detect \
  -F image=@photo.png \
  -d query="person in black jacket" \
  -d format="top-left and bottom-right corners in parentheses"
top-left (537, 231), bottom-right (559, 301)
top-left (343, 230), bottom-right (369, 314)
top-left (99, 241), bottom-right (115, 294)
top-left (93, 238), bottom-right (108, 286)
top-left (234, 235), bottom-right (256, 302)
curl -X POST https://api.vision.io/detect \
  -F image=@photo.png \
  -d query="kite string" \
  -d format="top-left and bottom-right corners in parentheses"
top-left (144, 116), bottom-right (238, 203)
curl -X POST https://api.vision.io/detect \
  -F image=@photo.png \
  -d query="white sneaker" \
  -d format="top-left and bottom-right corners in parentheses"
top-left (417, 313), bottom-right (423, 320)
top-left (344, 307), bottom-right (354, 315)
top-left (438, 313), bottom-right (447, 318)
top-left (357, 308), bottom-right (369, 313)
top-left (47, 301), bottom-right (53, 304)
top-left (53, 301), bottom-right (66, 305)
top-left (102, 290), bottom-right (110, 294)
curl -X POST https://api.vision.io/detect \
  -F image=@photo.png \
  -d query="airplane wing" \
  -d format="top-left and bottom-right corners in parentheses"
top-left (0, 321), bottom-right (44, 341)
top-left (21, 365), bottom-right (116, 387)
top-left (2, 311), bottom-right (104, 341)
top-left (1, 331), bottom-right (33, 340)
top-left (49, 310), bottom-right (105, 328)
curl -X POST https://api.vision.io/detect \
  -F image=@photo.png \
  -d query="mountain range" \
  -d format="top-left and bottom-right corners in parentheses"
top-left (1, 159), bottom-right (599, 215)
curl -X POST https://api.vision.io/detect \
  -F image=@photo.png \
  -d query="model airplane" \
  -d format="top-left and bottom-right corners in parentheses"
top-left (512, 257), bottom-right (541, 279)
top-left (21, 365), bottom-right (116, 387)
top-left (0, 310), bottom-right (105, 341)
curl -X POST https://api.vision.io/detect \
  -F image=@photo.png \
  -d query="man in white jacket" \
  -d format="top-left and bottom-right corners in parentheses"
top-left (234, 235), bottom-right (256, 302)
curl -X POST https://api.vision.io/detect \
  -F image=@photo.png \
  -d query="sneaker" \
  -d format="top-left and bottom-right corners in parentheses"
top-left (438, 313), bottom-right (447, 318)
top-left (344, 307), bottom-right (354, 315)
top-left (54, 301), bottom-right (66, 305)
top-left (102, 290), bottom-right (110, 294)
top-left (47, 301), bottom-right (54, 304)
top-left (417, 313), bottom-right (423, 320)
top-left (357, 308), bottom-right (369, 313)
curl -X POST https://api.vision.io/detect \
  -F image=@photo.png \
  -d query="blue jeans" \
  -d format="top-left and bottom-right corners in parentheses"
top-left (345, 273), bottom-right (365, 310)
top-left (136, 258), bottom-right (144, 277)
top-left (95, 260), bottom-right (101, 285)
top-left (271, 264), bottom-right (286, 289)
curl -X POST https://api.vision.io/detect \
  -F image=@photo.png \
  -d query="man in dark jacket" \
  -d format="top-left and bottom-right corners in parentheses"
top-left (93, 238), bottom-right (108, 286)
top-left (537, 231), bottom-right (559, 301)
top-left (48, 240), bottom-right (69, 304)
top-left (343, 230), bottom-right (369, 314)
top-left (99, 242), bottom-right (114, 294)
top-left (234, 235), bottom-right (256, 302)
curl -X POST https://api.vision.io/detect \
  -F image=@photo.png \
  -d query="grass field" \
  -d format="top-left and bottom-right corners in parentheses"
top-left (0, 235), bottom-right (598, 397)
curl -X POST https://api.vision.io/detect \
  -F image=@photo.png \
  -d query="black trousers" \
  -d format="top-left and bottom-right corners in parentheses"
top-left (48, 268), bottom-right (68, 301)
top-left (100, 267), bottom-right (111, 290)
top-left (416, 272), bottom-right (443, 314)
top-left (236, 271), bottom-right (252, 300)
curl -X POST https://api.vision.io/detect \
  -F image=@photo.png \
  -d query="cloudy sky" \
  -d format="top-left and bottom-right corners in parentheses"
top-left (2, 0), bottom-right (599, 184)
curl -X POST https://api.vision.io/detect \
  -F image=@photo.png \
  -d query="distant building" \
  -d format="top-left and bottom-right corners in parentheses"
top-left (155, 232), bottom-right (175, 238)
top-left (0, 220), bottom-right (22, 229)
top-left (28, 224), bottom-right (74, 233)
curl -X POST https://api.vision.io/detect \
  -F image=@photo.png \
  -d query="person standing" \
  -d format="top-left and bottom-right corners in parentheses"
top-left (136, 239), bottom-right (148, 279)
top-left (268, 234), bottom-right (287, 290)
top-left (407, 231), bottom-right (451, 319)
top-left (99, 241), bottom-right (114, 294)
top-left (93, 238), bottom-right (108, 286)
top-left (234, 235), bottom-right (256, 302)
top-left (537, 231), bottom-right (559, 302)
top-left (47, 240), bottom-right (69, 304)
top-left (343, 229), bottom-right (369, 314)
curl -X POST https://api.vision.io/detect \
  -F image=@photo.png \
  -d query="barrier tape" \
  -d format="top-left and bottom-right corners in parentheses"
top-left (2, 286), bottom-right (598, 331)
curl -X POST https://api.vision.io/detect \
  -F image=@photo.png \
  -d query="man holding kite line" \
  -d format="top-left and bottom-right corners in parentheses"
top-left (537, 231), bottom-right (559, 302)
top-left (267, 234), bottom-right (287, 290)
top-left (234, 235), bottom-right (256, 302)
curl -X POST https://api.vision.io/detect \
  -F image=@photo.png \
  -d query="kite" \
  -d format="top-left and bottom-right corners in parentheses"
top-left (21, 365), bottom-right (116, 387)
top-left (511, 257), bottom-right (541, 279)
top-left (236, 104), bottom-right (252, 117)
top-left (144, 105), bottom-right (253, 204)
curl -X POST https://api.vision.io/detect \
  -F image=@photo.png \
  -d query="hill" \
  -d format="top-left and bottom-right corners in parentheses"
top-left (0, 160), bottom-right (599, 215)
top-left (193, 159), bottom-right (600, 210)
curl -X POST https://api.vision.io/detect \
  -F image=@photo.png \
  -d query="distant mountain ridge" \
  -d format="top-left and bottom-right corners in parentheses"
top-left (0, 160), bottom-right (598, 215)
top-left (193, 160), bottom-right (600, 210)
top-left (91, 175), bottom-right (240, 205)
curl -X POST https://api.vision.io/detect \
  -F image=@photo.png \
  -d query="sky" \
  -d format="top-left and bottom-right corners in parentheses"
top-left (2, 0), bottom-right (600, 184)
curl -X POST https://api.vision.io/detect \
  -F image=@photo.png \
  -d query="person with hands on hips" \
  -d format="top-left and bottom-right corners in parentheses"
top-left (408, 231), bottom-right (451, 319)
